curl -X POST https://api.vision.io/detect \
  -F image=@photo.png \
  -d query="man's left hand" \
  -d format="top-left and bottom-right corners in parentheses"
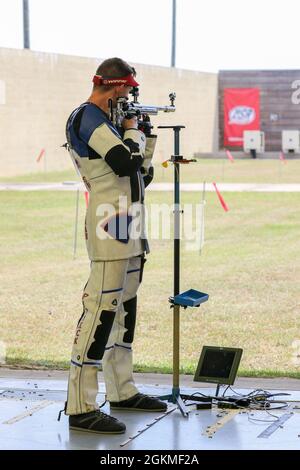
top-left (138, 114), bottom-right (153, 137)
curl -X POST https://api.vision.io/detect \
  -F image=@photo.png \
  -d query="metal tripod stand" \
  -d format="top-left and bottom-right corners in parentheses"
top-left (157, 125), bottom-right (209, 417)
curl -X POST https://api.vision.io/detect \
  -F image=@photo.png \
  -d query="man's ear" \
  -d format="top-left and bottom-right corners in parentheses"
top-left (116, 85), bottom-right (125, 92)
top-left (113, 85), bottom-right (123, 97)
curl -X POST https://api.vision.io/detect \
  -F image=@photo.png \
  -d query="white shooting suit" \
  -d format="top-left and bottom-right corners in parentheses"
top-left (65, 102), bottom-right (156, 415)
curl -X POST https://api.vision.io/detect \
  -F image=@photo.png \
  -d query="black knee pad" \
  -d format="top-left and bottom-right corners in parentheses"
top-left (87, 310), bottom-right (116, 360)
top-left (123, 296), bottom-right (137, 344)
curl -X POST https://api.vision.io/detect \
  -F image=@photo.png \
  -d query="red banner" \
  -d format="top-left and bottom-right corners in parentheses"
top-left (224, 88), bottom-right (260, 147)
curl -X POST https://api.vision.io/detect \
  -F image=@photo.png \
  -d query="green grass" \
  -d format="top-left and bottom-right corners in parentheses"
top-left (154, 158), bottom-right (300, 184)
top-left (0, 169), bottom-right (81, 183)
top-left (1, 158), bottom-right (300, 184)
top-left (0, 187), bottom-right (300, 378)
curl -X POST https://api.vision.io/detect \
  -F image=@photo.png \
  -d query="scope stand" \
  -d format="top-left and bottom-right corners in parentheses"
top-left (157, 126), bottom-right (209, 417)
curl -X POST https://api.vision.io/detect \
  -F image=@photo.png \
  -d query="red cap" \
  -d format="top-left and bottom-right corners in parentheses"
top-left (92, 74), bottom-right (139, 87)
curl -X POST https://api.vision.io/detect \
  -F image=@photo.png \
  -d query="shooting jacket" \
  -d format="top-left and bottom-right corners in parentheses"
top-left (66, 102), bottom-right (156, 261)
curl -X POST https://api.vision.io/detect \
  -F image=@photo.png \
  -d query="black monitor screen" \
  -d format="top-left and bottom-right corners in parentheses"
top-left (194, 346), bottom-right (243, 385)
top-left (199, 350), bottom-right (235, 379)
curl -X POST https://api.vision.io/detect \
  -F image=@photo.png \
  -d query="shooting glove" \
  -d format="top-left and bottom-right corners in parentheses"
top-left (138, 113), bottom-right (153, 137)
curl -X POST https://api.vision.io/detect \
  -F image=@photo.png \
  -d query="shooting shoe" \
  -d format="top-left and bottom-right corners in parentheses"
top-left (110, 393), bottom-right (167, 412)
top-left (69, 409), bottom-right (126, 434)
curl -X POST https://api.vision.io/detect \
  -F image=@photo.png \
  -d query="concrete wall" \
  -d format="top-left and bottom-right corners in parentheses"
top-left (0, 47), bottom-right (218, 177)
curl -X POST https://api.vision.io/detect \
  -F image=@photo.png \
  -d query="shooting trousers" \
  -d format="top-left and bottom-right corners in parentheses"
top-left (66, 255), bottom-right (144, 415)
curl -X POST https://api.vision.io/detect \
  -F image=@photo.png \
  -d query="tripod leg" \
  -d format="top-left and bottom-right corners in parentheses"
top-left (176, 395), bottom-right (189, 418)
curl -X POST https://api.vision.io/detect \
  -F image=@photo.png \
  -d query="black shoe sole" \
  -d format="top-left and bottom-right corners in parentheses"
top-left (69, 425), bottom-right (126, 435)
top-left (110, 406), bottom-right (167, 412)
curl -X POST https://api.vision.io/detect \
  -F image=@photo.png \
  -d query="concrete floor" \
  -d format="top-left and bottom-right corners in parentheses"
top-left (1, 367), bottom-right (300, 390)
top-left (0, 368), bottom-right (300, 450)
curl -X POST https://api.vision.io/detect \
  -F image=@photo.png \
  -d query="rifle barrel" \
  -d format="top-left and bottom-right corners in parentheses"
top-left (128, 103), bottom-right (176, 115)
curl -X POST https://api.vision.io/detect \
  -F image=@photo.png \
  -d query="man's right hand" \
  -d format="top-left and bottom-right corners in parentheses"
top-left (122, 116), bottom-right (138, 130)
